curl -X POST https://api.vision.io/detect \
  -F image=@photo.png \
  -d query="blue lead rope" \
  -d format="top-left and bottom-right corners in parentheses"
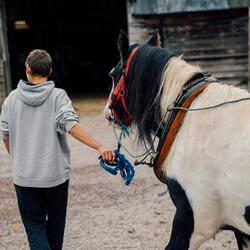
top-left (99, 143), bottom-right (135, 185)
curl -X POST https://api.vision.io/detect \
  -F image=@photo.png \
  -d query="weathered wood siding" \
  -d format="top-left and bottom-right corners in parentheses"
top-left (0, 30), bottom-right (6, 104)
top-left (128, 3), bottom-right (248, 85)
top-left (0, 0), bottom-right (11, 104)
top-left (131, 0), bottom-right (250, 15)
top-left (0, 2), bottom-right (5, 103)
top-left (0, 59), bottom-right (6, 104)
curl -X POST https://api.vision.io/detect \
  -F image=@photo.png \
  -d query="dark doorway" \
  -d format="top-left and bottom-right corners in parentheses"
top-left (5, 0), bottom-right (127, 94)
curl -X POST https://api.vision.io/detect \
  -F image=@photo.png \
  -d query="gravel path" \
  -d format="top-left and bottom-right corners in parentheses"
top-left (0, 95), bottom-right (238, 250)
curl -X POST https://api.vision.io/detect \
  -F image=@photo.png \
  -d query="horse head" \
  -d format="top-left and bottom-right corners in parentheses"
top-left (104, 30), bottom-right (171, 143)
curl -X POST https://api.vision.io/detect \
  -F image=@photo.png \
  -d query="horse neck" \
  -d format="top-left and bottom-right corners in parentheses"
top-left (159, 57), bottom-right (202, 121)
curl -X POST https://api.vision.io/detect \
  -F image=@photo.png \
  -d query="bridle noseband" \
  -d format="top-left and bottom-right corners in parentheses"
top-left (108, 47), bottom-right (138, 126)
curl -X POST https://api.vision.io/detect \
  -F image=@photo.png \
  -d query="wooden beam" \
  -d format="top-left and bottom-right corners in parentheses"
top-left (0, 0), bottom-right (12, 94)
top-left (248, 6), bottom-right (250, 89)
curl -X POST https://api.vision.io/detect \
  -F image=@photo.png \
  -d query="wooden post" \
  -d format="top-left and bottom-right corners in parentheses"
top-left (248, 7), bottom-right (250, 89)
top-left (0, 0), bottom-right (12, 95)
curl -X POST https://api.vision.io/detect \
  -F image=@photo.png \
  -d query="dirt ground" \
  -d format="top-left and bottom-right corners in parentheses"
top-left (0, 94), bottom-right (238, 250)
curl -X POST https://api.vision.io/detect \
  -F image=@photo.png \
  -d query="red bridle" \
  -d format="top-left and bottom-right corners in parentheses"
top-left (108, 47), bottom-right (138, 126)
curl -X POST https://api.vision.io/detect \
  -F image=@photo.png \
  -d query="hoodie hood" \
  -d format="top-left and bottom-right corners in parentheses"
top-left (17, 80), bottom-right (55, 106)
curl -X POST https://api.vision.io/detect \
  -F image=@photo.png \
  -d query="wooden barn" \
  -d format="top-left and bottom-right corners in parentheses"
top-left (1, 0), bottom-right (250, 104)
top-left (0, 0), bottom-right (11, 103)
top-left (0, 0), bottom-right (127, 104)
top-left (127, 0), bottom-right (250, 86)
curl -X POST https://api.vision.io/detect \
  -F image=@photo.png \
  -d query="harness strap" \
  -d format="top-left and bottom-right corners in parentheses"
top-left (124, 48), bottom-right (138, 76)
top-left (154, 78), bottom-right (217, 184)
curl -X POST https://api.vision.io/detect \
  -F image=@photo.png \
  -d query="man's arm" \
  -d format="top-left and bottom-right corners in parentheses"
top-left (69, 124), bottom-right (115, 162)
top-left (3, 139), bottom-right (10, 154)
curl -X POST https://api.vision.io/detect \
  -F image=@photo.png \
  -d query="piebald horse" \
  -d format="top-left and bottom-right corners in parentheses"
top-left (104, 31), bottom-right (250, 250)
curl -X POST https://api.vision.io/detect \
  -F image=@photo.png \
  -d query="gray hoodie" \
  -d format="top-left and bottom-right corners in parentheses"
top-left (0, 80), bottom-right (79, 187)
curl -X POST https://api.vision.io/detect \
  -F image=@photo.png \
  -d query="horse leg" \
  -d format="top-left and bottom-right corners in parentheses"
top-left (188, 227), bottom-right (218, 250)
top-left (166, 178), bottom-right (221, 250)
top-left (234, 230), bottom-right (250, 250)
top-left (236, 206), bottom-right (250, 249)
top-left (165, 178), bottom-right (194, 250)
top-left (188, 209), bottom-right (221, 250)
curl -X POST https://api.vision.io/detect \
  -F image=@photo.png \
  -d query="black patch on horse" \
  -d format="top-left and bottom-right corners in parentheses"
top-left (222, 225), bottom-right (250, 250)
top-left (234, 230), bottom-right (250, 250)
top-left (165, 178), bottom-right (194, 250)
top-left (244, 206), bottom-right (250, 226)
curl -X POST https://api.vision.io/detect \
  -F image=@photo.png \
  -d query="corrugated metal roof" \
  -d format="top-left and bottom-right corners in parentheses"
top-left (130, 0), bottom-right (250, 15)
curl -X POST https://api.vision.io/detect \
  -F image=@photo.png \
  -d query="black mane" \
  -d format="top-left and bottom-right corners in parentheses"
top-left (126, 44), bottom-right (174, 143)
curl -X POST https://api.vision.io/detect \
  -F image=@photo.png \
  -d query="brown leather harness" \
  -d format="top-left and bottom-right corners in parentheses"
top-left (154, 76), bottom-right (218, 184)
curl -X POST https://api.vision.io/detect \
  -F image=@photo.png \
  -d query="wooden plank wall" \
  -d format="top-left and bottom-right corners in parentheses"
top-left (131, 0), bottom-right (250, 15)
top-left (128, 3), bottom-right (248, 85)
top-left (0, 1), bottom-right (6, 103)
top-left (0, 0), bottom-right (10, 103)
top-left (131, 0), bottom-right (228, 15)
top-left (248, 7), bottom-right (250, 88)
top-left (0, 59), bottom-right (6, 104)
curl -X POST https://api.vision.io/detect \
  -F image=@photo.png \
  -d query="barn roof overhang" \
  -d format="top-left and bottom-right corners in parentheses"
top-left (130, 0), bottom-right (250, 15)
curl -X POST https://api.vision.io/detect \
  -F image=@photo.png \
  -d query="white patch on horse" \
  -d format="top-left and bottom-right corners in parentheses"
top-left (160, 59), bottom-right (250, 248)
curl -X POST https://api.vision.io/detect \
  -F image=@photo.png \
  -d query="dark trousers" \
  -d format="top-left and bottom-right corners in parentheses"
top-left (14, 180), bottom-right (69, 250)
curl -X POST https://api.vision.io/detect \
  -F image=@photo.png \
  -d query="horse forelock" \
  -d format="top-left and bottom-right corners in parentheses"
top-left (125, 44), bottom-right (174, 143)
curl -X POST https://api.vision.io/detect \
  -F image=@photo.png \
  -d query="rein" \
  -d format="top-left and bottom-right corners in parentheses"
top-left (99, 48), bottom-right (139, 185)
top-left (99, 143), bottom-right (135, 185)
top-left (167, 97), bottom-right (250, 112)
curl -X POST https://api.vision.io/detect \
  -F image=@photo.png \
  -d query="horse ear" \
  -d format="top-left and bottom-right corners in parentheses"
top-left (147, 32), bottom-right (161, 47)
top-left (118, 30), bottom-right (129, 63)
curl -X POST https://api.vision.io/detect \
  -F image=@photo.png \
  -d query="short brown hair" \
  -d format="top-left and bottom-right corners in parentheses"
top-left (25, 49), bottom-right (52, 77)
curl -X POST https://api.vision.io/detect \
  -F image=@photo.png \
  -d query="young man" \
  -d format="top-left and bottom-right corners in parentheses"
top-left (0, 49), bottom-right (115, 250)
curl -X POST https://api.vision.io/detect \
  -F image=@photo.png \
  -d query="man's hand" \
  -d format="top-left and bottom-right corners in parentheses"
top-left (97, 145), bottom-right (116, 162)
top-left (69, 124), bottom-right (116, 162)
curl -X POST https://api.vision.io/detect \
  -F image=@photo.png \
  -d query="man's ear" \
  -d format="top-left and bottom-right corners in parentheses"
top-left (147, 31), bottom-right (161, 47)
top-left (26, 64), bottom-right (32, 74)
top-left (117, 30), bottom-right (129, 63)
